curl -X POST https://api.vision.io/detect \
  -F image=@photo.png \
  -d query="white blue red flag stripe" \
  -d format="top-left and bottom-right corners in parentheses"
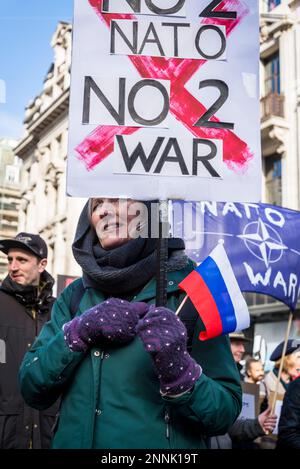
top-left (179, 243), bottom-right (250, 341)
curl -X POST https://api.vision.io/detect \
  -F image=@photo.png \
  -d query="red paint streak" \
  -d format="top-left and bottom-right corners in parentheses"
top-left (171, 82), bottom-right (252, 169)
top-left (77, 125), bottom-right (138, 171)
top-left (76, 0), bottom-right (253, 171)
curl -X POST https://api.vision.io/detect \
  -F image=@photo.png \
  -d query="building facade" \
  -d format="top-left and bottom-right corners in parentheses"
top-left (14, 22), bottom-right (85, 284)
top-left (0, 139), bottom-right (21, 280)
top-left (249, 0), bottom-right (300, 359)
top-left (260, 0), bottom-right (300, 209)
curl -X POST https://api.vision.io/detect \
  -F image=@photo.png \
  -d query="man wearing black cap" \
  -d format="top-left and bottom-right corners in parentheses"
top-left (0, 232), bottom-right (57, 449)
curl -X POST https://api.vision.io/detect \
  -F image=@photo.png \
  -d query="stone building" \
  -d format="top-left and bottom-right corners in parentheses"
top-left (249, 0), bottom-right (300, 359)
top-left (0, 139), bottom-right (21, 280)
top-left (260, 0), bottom-right (300, 209)
top-left (14, 22), bottom-right (85, 285)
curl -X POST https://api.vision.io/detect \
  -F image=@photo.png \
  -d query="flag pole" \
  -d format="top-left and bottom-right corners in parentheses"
top-left (175, 294), bottom-right (188, 315)
top-left (270, 311), bottom-right (293, 415)
top-left (155, 200), bottom-right (169, 307)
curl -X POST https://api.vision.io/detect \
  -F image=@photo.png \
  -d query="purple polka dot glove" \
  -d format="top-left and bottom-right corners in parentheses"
top-left (63, 298), bottom-right (149, 352)
top-left (136, 305), bottom-right (201, 396)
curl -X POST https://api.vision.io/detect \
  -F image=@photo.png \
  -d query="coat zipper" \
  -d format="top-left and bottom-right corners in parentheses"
top-left (94, 351), bottom-right (105, 412)
top-left (164, 407), bottom-right (171, 442)
top-left (90, 349), bottom-right (105, 448)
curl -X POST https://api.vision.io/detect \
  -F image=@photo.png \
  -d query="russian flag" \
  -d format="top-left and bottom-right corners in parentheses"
top-left (179, 243), bottom-right (250, 341)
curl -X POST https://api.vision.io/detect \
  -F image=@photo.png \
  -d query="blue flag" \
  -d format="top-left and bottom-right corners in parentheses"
top-left (171, 201), bottom-right (300, 311)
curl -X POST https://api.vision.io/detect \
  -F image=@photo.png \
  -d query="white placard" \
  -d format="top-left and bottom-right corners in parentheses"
top-left (273, 400), bottom-right (283, 435)
top-left (240, 393), bottom-right (256, 420)
top-left (68, 0), bottom-right (261, 202)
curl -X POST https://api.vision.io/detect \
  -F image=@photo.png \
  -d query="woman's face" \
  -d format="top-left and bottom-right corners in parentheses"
top-left (288, 351), bottom-right (300, 379)
top-left (90, 198), bottom-right (145, 250)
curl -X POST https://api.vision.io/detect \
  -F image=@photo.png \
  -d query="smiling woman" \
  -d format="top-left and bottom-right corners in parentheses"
top-left (19, 198), bottom-right (242, 449)
top-left (71, 198), bottom-right (168, 294)
top-left (90, 198), bottom-right (146, 249)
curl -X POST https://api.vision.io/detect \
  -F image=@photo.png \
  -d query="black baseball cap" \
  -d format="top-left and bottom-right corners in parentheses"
top-left (0, 232), bottom-right (48, 259)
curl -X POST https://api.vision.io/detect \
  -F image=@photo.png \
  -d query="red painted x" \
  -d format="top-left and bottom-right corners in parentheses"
top-left (76, 0), bottom-right (253, 171)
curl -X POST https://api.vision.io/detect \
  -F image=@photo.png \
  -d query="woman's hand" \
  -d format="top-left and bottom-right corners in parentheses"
top-left (63, 298), bottom-right (148, 351)
top-left (136, 305), bottom-right (201, 396)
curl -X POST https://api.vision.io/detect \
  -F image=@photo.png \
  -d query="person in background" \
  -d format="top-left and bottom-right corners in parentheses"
top-left (0, 233), bottom-right (57, 449)
top-left (289, 347), bottom-right (300, 381)
top-left (245, 357), bottom-right (264, 385)
top-left (19, 198), bottom-right (242, 449)
top-left (245, 357), bottom-right (268, 411)
top-left (228, 331), bottom-right (251, 379)
top-left (277, 375), bottom-right (300, 449)
top-left (211, 332), bottom-right (277, 449)
top-left (265, 340), bottom-right (300, 397)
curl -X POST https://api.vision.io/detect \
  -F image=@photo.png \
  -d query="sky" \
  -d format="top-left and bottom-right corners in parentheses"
top-left (0, 0), bottom-right (73, 140)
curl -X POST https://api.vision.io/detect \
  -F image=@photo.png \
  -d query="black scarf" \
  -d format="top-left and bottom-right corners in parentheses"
top-left (1, 270), bottom-right (55, 315)
top-left (72, 201), bottom-right (188, 294)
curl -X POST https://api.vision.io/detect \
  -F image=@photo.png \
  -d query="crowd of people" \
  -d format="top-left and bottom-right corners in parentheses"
top-left (224, 332), bottom-right (300, 449)
top-left (0, 198), bottom-right (299, 449)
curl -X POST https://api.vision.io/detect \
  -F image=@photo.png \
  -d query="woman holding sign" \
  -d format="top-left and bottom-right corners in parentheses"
top-left (19, 198), bottom-right (241, 449)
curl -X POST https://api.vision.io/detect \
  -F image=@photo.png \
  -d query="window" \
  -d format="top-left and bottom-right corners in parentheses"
top-left (5, 165), bottom-right (19, 185)
top-left (244, 292), bottom-right (277, 307)
top-left (265, 155), bottom-right (282, 206)
top-left (268, 0), bottom-right (281, 11)
top-left (264, 52), bottom-right (280, 95)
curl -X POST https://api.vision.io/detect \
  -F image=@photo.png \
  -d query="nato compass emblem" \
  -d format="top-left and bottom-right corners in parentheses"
top-left (238, 219), bottom-right (288, 268)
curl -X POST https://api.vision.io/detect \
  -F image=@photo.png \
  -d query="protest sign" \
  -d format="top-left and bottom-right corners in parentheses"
top-left (269, 391), bottom-right (284, 435)
top-left (240, 382), bottom-right (259, 419)
top-left (68, 0), bottom-right (261, 201)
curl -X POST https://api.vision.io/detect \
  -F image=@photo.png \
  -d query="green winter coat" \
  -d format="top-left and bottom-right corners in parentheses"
top-left (19, 264), bottom-right (242, 449)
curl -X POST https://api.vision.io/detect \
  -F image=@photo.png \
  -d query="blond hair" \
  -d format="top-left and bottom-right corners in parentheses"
top-left (275, 353), bottom-right (297, 374)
